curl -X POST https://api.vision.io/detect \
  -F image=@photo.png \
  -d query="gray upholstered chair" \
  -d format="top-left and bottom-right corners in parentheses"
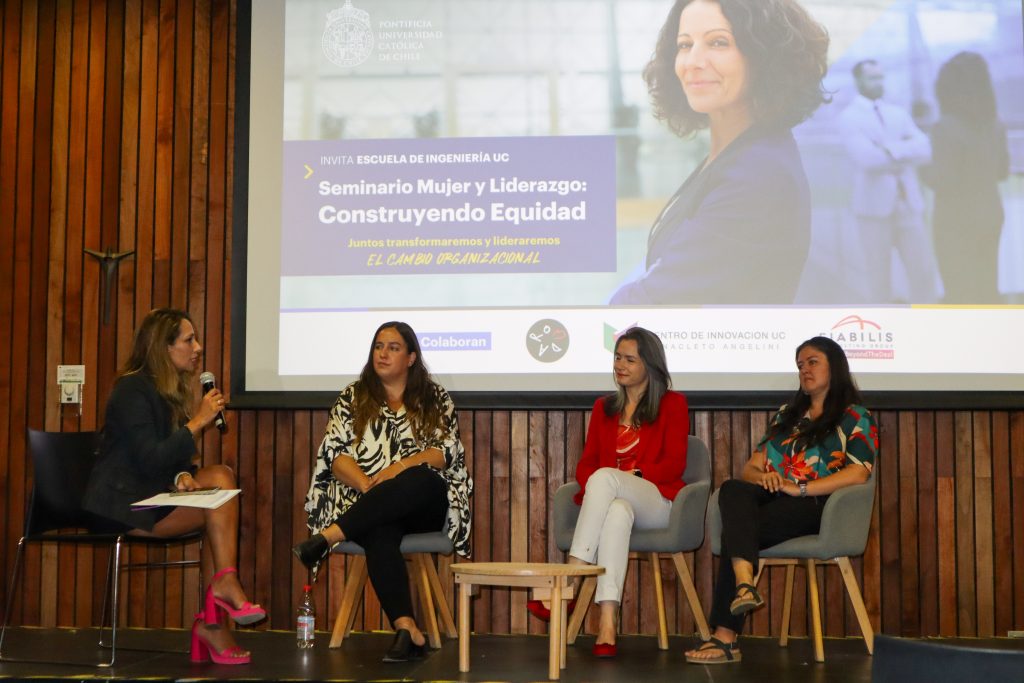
top-left (552, 435), bottom-right (712, 649)
top-left (327, 531), bottom-right (457, 649)
top-left (708, 470), bottom-right (877, 662)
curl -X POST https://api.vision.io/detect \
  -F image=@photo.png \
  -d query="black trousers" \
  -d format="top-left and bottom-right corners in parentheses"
top-left (710, 479), bottom-right (828, 633)
top-left (335, 464), bottom-right (448, 623)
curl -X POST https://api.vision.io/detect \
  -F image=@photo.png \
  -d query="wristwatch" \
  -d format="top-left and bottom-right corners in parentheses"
top-left (798, 482), bottom-right (808, 498)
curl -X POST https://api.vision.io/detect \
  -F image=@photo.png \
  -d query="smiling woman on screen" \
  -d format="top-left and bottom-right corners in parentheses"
top-left (610, 0), bottom-right (829, 305)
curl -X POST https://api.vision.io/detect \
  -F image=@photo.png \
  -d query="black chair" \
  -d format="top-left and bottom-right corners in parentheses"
top-left (0, 429), bottom-right (202, 667)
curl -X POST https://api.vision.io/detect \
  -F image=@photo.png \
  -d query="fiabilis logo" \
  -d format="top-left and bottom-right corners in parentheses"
top-left (821, 315), bottom-right (895, 359)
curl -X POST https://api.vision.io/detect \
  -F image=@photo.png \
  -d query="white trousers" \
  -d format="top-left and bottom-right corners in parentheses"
top-left (568, 468), bottom-right (672, 604)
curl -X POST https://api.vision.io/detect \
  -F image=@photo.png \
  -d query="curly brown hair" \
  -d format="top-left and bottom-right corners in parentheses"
top-left (645, 0), bottom-right (830, 137)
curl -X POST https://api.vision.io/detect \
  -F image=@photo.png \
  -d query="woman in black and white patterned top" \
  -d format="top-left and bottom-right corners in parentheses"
top-left (294, 321), bottom-right (472, 662)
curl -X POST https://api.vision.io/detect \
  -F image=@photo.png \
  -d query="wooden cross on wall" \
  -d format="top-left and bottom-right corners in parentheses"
top-left (84, 247), bottom-right (135, 325)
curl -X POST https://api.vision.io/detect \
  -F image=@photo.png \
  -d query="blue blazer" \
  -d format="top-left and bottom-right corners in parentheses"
top-left (83, 373), bottom-right (197, 530)
top-left (610, 125), bottom-right (811, 305)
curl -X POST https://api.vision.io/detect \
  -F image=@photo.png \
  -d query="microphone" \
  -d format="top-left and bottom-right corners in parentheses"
top-left (199, 371), bottom-right (227, 432)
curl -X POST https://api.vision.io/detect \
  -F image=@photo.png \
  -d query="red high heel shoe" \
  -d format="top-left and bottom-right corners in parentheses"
top-left (190, 614), bottom-right (251, 665)
top-left (526, 599), bottom-right (577, 623)
top-left (204, 567), bottom-right (266, 625)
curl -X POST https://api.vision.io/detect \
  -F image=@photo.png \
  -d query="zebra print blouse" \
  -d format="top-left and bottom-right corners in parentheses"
top-left (303, 381), bottom-right (473, 557)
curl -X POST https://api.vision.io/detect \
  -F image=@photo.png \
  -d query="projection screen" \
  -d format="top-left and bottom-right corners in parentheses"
top-left (232, 0), bottom-right (1024, 407)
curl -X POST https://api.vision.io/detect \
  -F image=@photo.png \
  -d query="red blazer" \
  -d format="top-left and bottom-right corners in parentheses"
top-left (573, 391), bottom-right (689, 504)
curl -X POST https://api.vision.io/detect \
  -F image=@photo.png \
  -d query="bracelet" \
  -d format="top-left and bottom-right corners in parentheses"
top-left (397, 459), bottom-right (407, 469)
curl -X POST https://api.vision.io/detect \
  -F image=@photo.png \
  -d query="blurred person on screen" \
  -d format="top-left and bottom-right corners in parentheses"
top-left (921, 51), bottom-right (1010, 304)
top-left (528, 327), bottom-right (688, 658)
top-left (685, 336), bottom-right (878, 664)
top-left (294, 321), bottom-right (472, 663)
top-left (609, 0), bottom-right (829, 305)
top-left (83, 308), bottom-right (262, 665)
top-left (838, 59), bottom-right (942, 303)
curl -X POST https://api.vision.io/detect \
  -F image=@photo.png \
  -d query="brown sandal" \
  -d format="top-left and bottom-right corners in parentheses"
top-left (685, 636), bottom-right (742, 664)
top-left (729, 582), bottom-right (764, 616)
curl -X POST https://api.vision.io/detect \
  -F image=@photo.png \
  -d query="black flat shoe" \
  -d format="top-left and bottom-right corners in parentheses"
top-left (382, 628), bottom-right (427, 663)
top-left (292, 534), bottom-right (330, 569)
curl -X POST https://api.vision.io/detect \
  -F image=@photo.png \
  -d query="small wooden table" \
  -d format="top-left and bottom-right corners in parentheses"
top-left (450, 562), bottom-right (604, 680)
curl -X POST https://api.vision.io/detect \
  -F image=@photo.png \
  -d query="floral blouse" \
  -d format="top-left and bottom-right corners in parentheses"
top-left (758, 403), bottom-right (878, 483)
top-left (303, 381), bottom-right (473, 557)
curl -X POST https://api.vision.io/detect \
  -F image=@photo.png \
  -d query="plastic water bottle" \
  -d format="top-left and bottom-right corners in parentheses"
top-left (296, 584), bottom-right (315, 649)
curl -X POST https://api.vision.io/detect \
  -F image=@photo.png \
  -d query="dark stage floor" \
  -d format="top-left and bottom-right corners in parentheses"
top-left (0, 626), bottom-right (1021, 682)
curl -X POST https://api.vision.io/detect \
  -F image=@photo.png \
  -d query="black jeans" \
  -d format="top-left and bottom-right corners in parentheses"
top-left (710, 479), bottom-right (828, 634)
top-left (335, 464), bottom-right (448, 623)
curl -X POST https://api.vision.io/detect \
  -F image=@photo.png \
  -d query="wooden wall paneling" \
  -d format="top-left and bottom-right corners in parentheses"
top-left (935, 411), bottom-right (956, 635)
top-left (271, 411), bottom-right (294, 627)
top-left (916, 411), bottom-right (938, 635)
top-left (134, 0), bottom-right (157, 314)
top-left (544, 410), bottom-right (565, 580)
top-left (39, 0), bottom-right (72, 628)
top-left (232, 400), bottom-right (256, 623)
top-left (972, 412), bottom-right (994, 636)
top-left (99, 0), bottom-right (124, 406)
top-left (469, 411), bottom-right (491, 632)
top-left (44, 0), bottom-right (70, 435)
top-left (990, 412), bottom-right (1012, 635)
top-left (307, 409), bottom-right (329, 628)
top-left (509, 410), bottom-right (528, 634)
top-left (0, 0), bottom-right (22, 628)
top-left (28, 0), bottom-right (55, 432)
top-left (12, 0), bottom-right (39, 551)
top-left (1011, 412), bottom-right (1024, 631)
top-left (953, 411), bottom-right (976, 635)
top-left (152, 0), bottom-right (174, 307)
top-left (897, 411), bottom-right (919, 635)
top-left (490, 411), bottom-right (510, 633)
top-left (81, 0), bottom-right (104, 425)
top-left (290, 409), bottom-right (311, 626)
top-left (117, 0), bottom-right (141, 356)
top-left (526, 411), bottom-right (547, 636)
top-left (171, 0), bottom-right (193, 309)
top-left (877, 410), bottom-right (900, 635)
top-left (214, 0), bottom-right (233, 397)
top-left (205, 0), bottom-right (230, 394)
top-left (253, 410), bottom-right (275, 625)
top-left (74, 0), bottom-right (107, 627)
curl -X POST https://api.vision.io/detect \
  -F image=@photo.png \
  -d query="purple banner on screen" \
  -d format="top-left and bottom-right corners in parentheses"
top-left (280, 136), bottom-right (616, 275)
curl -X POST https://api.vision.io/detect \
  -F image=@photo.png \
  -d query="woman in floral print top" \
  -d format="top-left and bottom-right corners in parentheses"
top-left (686, 336), bottom-right (878, 665)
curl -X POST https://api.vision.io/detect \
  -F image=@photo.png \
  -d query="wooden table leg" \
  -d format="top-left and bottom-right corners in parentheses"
top-left (560, 581), bottom-right (568, 669)
top-left (458, 582), bottom-right (471, 673)
top-left (548, 582), bottom-right (562, 680)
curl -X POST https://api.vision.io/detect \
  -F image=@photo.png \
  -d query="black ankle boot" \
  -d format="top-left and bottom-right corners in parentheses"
top-left (382, 629), bottom-right (427, 662)
top-left (292, 534), bottom-right (330, 569)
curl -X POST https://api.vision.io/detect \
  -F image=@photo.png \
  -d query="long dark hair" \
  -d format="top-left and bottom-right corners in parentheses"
top-left (645, 0), bottom-right (830, 138)
top-left (121, 308), bottom-right (196, 427)
top-left (352, 321), bottom-right (443, 445)
top-left (935, 51), bottom-right (998, 126)
top-left (604, 327), bottom-right (672, 426)
top-left (767, 336), bottom-right (862, 446)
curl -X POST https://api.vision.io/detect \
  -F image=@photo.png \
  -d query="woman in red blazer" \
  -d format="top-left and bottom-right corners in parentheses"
top-left (529, 327), bottom-right (689, 657)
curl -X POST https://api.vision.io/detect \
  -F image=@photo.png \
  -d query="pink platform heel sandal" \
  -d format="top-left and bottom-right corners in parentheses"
top-left (190, 613), bottom-right (251, 665)
top-left (203, 567), bottom-right (266, 625)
